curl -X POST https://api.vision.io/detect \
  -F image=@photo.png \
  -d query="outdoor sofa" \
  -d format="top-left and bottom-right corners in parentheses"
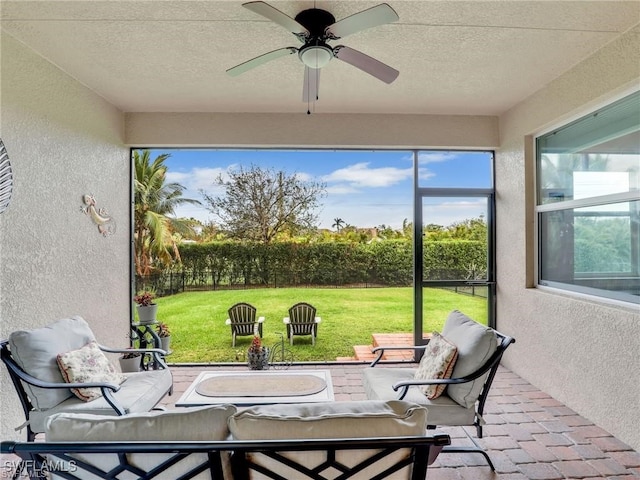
top-left (2, 400), bottom-right (450, 479)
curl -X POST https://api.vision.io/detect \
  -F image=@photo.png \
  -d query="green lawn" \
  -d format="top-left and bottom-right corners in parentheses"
top-left (155, 287), bottom-right (487, 363)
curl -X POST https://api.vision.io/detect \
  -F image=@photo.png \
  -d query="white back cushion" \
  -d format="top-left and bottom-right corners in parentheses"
top-left (46, 404), bottom-right (236, 441)
top-left (9, 316), bottom-right (96, 409)
top-left (442, 310), bottom-right (498, 408)
top-left (46, 405), bottom-right (237, 480)
top-left (229, 399), bottom-right (427, 440)
top-left (229, 400), bottom-right (428, 480)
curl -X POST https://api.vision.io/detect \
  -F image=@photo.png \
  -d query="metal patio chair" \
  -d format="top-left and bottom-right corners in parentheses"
top-left (363, 310), bottom-right (515, 470)
top-left (1, 316), bottom-right (173, 444)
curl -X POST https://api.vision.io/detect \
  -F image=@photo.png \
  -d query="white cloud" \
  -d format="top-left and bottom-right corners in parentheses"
top-left (323, 162), bottom-right (412, 188)
top-left (166, 167), bottom-right (227, 192)
top-left (294, 172), bottom-right (313, 182)
top-left (326, 184), bottom-right (359, 195)
top-left (422, 199), bottom-right (486, 226)
top-left (164, 167), bottom-right (230, 223)
top-left (418, 152), bottom-right (457, 164)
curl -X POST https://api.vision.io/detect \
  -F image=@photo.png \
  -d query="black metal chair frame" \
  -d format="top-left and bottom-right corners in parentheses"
top-left (369, 331), bottom-right (515, 470)
top-left (0, 339), bottom-right (171, 443)
top-left (1, 435), bottom-right (451, 480)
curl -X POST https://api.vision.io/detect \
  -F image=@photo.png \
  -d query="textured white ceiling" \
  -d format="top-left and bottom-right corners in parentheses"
top-left (2, 1), bottom-right (639, 115)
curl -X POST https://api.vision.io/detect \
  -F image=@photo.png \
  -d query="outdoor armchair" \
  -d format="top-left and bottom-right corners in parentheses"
top-left (283, 302), bottom-right (321, 345)
top-left (1, 315), bottom-right (173, 443)
top-left (225, 302), bottom-right (264, 347)
top-left (363, 310), bottom-right (515, 470)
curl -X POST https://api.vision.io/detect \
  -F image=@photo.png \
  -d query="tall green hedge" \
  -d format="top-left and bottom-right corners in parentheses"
top-left (170, 239), bottom-right (486, 290)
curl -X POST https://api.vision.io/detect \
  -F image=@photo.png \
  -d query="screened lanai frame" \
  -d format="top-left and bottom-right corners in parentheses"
top-left (412, 150), bottom-right (496, 348)
top-left (129, 147), bottom-right (497, 359)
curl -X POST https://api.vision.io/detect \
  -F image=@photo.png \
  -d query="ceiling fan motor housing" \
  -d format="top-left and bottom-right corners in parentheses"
top-left (294, 8), bottom-right (336, 38)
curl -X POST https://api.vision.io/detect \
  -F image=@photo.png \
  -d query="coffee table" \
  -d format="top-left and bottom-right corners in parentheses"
top-left (175, 369), bottom-right (334, 407)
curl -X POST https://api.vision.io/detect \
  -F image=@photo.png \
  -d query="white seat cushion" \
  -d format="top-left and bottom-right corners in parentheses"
top-left (362, 368), bottom-right (476, 426)
top-left (30, 369), bottom-right (172, 433)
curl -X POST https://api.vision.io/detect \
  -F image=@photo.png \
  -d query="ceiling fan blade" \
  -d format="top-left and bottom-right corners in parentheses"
top-left (243, 1), bottom-right (309, 38)
top-left (302, 66), bottom-right (321, 103)
top-left (326, 3), bottom-right (398, 40)
top-left (226, 47), bottom-right (297, 77)
top-left (334, 45), bottom-right (399, 84)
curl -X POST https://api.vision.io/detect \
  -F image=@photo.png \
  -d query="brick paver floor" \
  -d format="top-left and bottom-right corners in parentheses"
top-left (162, 363), bottom-right (640, 479)
top-left (2, 363), bottom-right (638, 479)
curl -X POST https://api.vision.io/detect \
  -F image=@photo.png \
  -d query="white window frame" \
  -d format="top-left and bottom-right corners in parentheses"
top-left (533, 88), bottom-right (640, 307)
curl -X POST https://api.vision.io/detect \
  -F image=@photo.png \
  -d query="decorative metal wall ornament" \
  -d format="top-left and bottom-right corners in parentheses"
top-left (81, 194), bottom-right (116, 236)
top-left (0, 139), bottom-right (13, 214)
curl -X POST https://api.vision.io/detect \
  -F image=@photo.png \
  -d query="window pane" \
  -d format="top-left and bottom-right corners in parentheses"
top-left (537, 153), bottom-right (638, 204)
top-left (418, 151), bottom-right (493, 188)
top-left (422, 197), bottom-right (488, 281)
top-left (538, 199), bottom-right (640, 303)
top-left (422, 287), bottom-right (488, 332)
top-left (537, 91), bottom-right (640, 205)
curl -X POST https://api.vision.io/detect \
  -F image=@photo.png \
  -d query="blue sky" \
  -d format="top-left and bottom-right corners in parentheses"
top-left (154, 149), bottom-right (493, 230)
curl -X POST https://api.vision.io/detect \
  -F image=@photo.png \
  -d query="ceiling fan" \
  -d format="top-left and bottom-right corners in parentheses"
top-left (226, 2), bottom-right (400, 104)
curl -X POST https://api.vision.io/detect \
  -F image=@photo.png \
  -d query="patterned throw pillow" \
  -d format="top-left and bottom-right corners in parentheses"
top-left (57, 341), bottom-right (125, 401)
top-left (413, 332), bottom-right (459, 399)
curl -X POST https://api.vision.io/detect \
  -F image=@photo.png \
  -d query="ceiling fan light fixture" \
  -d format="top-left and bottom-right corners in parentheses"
top-left (299, 45), bottom-right (333, 69)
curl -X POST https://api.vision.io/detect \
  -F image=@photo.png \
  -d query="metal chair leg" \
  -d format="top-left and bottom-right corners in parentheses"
top-left (441, 427), bottom-right (495, 471)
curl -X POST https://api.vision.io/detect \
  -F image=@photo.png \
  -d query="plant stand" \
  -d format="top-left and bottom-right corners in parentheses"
top-left (130, 322), bottom-right (168, 369)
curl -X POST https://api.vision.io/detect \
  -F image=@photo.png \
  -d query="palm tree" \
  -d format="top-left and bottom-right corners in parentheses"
top-left (134, 150), bottom-right (201, 276)
top-left (332, 217), bottom-right (345, 232)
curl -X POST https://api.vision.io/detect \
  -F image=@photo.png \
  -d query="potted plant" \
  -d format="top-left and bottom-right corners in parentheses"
top-left (119, 349), bottom-right (142, 373)
top-left (134, 290), bottom-right (157, 324)
top-left (156, 322), bottom-right (171, 354)
top-left (247, 336), bottom-right (269, 370)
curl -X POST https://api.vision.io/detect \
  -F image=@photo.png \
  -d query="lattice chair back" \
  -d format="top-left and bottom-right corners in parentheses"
top-left (228, 303), bottom-right (258, 336)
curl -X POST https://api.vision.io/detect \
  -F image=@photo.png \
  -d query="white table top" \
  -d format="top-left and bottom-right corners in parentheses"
top-left (175, 369), bottom-right (335, 407)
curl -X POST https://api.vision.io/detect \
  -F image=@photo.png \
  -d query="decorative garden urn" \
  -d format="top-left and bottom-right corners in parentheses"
top-left (247, 336), bottom-right (269, 370)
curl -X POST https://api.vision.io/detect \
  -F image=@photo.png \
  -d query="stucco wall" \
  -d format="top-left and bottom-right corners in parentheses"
top-left (0, 32), bottom-right (129, 441)
top-left (496, 24), bottom-right (640, 451)
top-left (125, 112), bottom-right (499, 149)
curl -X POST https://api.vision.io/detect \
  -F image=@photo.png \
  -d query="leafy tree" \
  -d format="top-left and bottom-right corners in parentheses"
top-left (134, 150), bottom-right (201, 276)
top-left (401, 218), bottom-right (413, 238)
top-left (201, 164), bottom-right (326, 244)
top-left (424, 216), bottom-right (486, 241)
top-left (332, 217), bottom-right (345, 232)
